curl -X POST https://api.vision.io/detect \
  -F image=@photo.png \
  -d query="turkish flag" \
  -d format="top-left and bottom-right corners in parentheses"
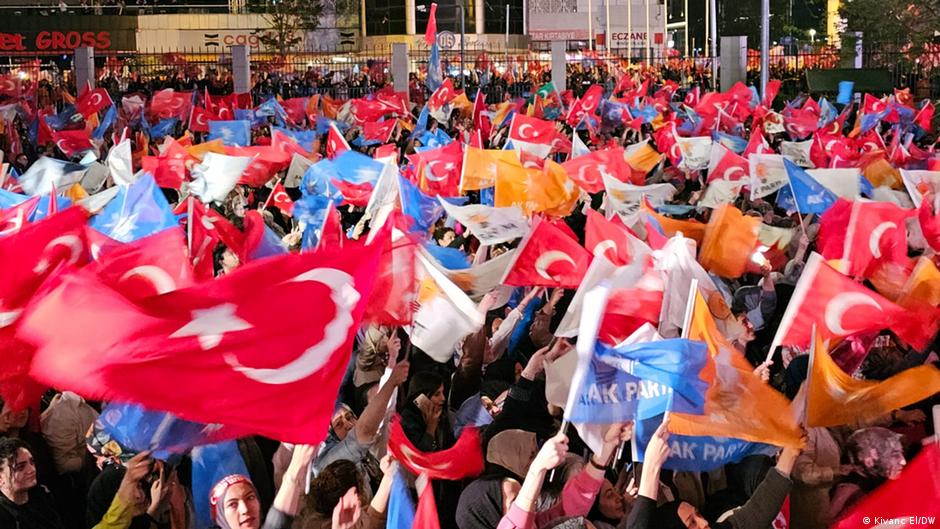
top-left (566, 84), bottom-right (604, 126)
top-left (326, 123), bottom-right (350, 160)
top-left (141, 138), bottom-right (192, 190)
top-left (504, 217), bottom-right (591, 289)
top-left (0, 207), bottom-right (89, 411)
top-left (783, 106), bottom-right (819, 140)
top-left (599, 285), bottom-right (663, 345)
top-left (562, 147), bottom-right (635, 193)
top-left (188, 106), bottom-right (214, 133)
top-left (363, 222), bottom-right (418, 326)
top-left (52, 130), bottom-right (93, 158)
top-left (281, 97), bottom-right (308, 127)
top-left (174, 200), bottom-right (245, 281)
top-left (331, 179), bottom-right (374, 207)
top-left (76, 87), bottom-right (113, 118)
top-left (225, 145), bottom-right (291, 187)
top-left (20, 240), bottom-right (383, 443)
top-left (0, 196), bottom-right (40, 237)
top-left (270, 181), bottom-right (294, 216)
top-left (471, 89), bottom-right (490, 139)
top-left (387, 416), bottom-right (483, 480)
top-left (363, 120), bottom-right (397, 144)
top-left (707, 146), bottom-right (749, 183)
top-left (427, 78), bottom-right (457, 111)
top-left (918, 197), bottom-right (940, 252)
top-left (151, 89), bottom-right (193, 120)
top-left (743, 129), bottom-right (773, 158)
top-left (771, 253), bottom-right (939, 351)
top-left (90, 228), bottom-right (194, 301)
top-left (411, 141), bottom-right (463, 197)
top-left (817, 198), bottom-right (914, 278)
top-left (509, 113), bottom-right (557, 146)
top-left (271, 129), bottom-right (313, 159)
top-left (585, 208), bottom-right (632, 266)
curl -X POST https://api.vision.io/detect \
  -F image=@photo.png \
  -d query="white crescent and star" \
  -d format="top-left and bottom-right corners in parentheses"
top-left (119, 265), bottom-right (177, 295)
top-left (824, 292), bottom-right (882, 335)
top-left (724, 166), bottom-right (746, 180)
top-left (592, 240), bottom-right (617, 260)
top-left (424, 160), bottom-right (448, 182)
top-left (274, 191), bottom-right (292, 204)
top-left (868, 221), bottom-right (896, 259)
top-left (534, 251), bottom-right (576, 281)
top-left (518, 123), bottom-right (535, 140)
top-left (223, 267), bottom-right (360, 385)
top-left (33, 234), bottom-right (83, 274)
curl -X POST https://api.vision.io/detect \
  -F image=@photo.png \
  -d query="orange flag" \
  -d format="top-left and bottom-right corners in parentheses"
top-left (525, 159), bottom-right (579, 217)
top-left (460, 147), bottom-right (519, 191)
top-left (322, 95), bottom-right (340, 120)
top-left (624, 142), bottom-right (663, 181)
top-left (641, 200), bottom-right (707, 246)
top-left (698, 204), bottom-right (761, 278)
top-left (896, 256), bottom-right (940, 309)
top-left (668, 290), bottom-right (803, 448)
top-left (807, 331), bottom-right (940, 428)
top-left (187, 138), bottom-right (226, 161)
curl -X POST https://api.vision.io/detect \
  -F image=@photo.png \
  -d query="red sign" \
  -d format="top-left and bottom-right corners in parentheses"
top-left (0, 31), bottom-right (111, 51)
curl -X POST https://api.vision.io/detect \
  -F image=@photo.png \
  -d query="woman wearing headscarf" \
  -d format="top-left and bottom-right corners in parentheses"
top-left (293, 455), bottom-right (396, 529)
top-left (208, 444), bottom-right (316, 529)
top-left (400, 371), bottom-right (452, 453)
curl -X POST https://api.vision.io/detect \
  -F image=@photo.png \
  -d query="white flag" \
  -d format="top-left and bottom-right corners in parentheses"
top-left (284, 153), bottom-right (314, 188)
top-left (571, 131), bottom-right (591, 159)
top-left (438, 197), bottom-right (529, 245)
top-left (19, 157), bottom-right (87, 195)
top-left (189, 152), bottom-right (254, 204)
top-left (748, 154), bottom-right (788, 199)
top-left (807, 168), bottom-right (862, 199)
top-left (677, 136), bottom-right (713, 171)
top-left (900, 169), bottom-right (940, 208)
top-left (699, 179), bottom-right (744, 209)
top-left (602, 173), bottom-right (677, 222)
top-left (780, 140), bottom-right (815, 168)
top-left (107, 138), bottom-right (136, 186)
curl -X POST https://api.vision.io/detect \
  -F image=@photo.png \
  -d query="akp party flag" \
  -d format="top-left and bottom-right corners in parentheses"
top-left (748, 154), bottom-right (789, 199)
top-left (896, 256), bottom-right (940, 309)
top-left (502, 216), bottom-right (591, 288)
top-left (438, 198), bottom-right (528, 245)
top-left (776, 159), bottom-right (838, 214)
top-left (807, 331), bottom-right (940, 428)
top-left (698, 203), bottom-right (761, 279)
top-left (189, 152), bottom-right (254, 204)
top-left (20, 241), bottom-right (383, 443)
top-left (641, 199), bottom-right (707, 246)
top-left (770, 253), bottom-right (940, 352)
top-left (667, 290), bottom-right (803, 448)
top-left (89, 174), bottom-right (179, 243)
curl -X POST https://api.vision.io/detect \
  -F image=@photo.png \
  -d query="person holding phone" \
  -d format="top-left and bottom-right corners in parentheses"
top-left (400, 371), bottom-right (451, 453)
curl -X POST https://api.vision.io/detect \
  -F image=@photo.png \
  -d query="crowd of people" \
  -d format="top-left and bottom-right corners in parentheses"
top-left (0, 39), bottom-right (938, 529)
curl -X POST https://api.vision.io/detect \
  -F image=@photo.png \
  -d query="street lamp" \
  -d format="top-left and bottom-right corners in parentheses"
top-left (808, 28), bottom-right (816, 44)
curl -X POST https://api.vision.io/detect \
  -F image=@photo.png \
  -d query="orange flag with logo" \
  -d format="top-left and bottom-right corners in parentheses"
top-left (698, 204), bottom-right (761, 278)
top-left (641, 200), bottom-right (706, 246)
top-left (526, 159), bottom-right (579, 217)
top-left (807, 331), bottom-right (940, 428)
top-left (460, 147), bottom-right (519, 191)
top-left (667, 290), bottom-right (803, 447)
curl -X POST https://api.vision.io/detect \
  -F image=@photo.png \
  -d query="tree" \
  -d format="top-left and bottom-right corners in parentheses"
top-left (257, 0), bottom-right (324, 56)
top-left (839, 0), bottom-right (940, 49)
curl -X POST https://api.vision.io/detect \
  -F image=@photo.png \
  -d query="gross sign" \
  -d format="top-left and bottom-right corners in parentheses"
top-left (0, 16), bottom-right (136, 51)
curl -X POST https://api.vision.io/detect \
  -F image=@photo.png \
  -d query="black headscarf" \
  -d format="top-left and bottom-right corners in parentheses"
top-left (455, 477), bottom-right (506, 529)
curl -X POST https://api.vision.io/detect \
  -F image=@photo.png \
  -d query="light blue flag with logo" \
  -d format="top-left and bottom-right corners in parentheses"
top-left (427, 42), bottom-right (443, 92)
top-left (192, 441), bottom-right (249, 529)
top-left (633, 414), bottom-right (777, 472)
top-left (712, 131), bottom-right (748, 154)
top-left (837, 81), bottom-right (855, 105)
top-left (149, 117), bottom-right (178, 139)
top-left (89, 174), bottom-right (179, 242)
top-left (93, 105), bottom-right (118, 140)
top-left (208, 120), bottom-right (252, 147)
top-left (776, 158), bottom-right (837, 214)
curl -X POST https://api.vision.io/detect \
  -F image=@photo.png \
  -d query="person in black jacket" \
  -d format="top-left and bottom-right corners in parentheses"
top-left (0, 437), bottom-right (66, 529)
top-left (625, 418), bottom-right (801, 529)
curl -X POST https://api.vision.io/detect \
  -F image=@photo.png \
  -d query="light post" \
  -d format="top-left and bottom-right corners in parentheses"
top-left (808, 28), bottom-right (816, 44)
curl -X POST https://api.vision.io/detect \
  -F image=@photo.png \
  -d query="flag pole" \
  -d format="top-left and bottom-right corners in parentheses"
top-left (785, 173), bottom-right (808, 239)
top-left (186, 195), bottom-right (194, 257)
top-left (263, 177), bottom-right (282, 210)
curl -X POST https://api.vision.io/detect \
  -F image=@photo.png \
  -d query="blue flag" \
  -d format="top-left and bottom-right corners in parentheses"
top-left (427, 42), bottom-right (443, 92)
top-left (387, 470), bottom-right (416, 528)
top-left (97, 402), bottom-right (223, 461)
top-left (332, 150), bottom-right (385, 185)
top-left (566, 338), bottom-right (709, 424)
top-left (837, 81), bottom-right (855, 105)
top-left (149, 117), bottom-right (178, 139)
top-left (0, 189), bottom-right (71, 221)
top-left (89, 174), bottom-right (179, 242)
top-left (712, 131), bottom-right (748, 154)
top-left (423, 241), bottom-right (470, 269)
top-left (818, 97), bottom-right (838, 127)
top-left (294, 193), bottom-right (333, 251)
top-left (256, 97), bottom-right (288, 122)
top-left (208, 120), bottom-right (252, 147)
top-left (92, 105), bottom-right (118, 140)
top-left (192, 441), bottom-right (249, 529)
top-left (417, 129), bottom-right (453, 150)
top-left (776, 159), bottom-right (837, 214)
top-left (316, 117), bottom-right (350, 135)
top-left (633, 414), bottom-right (776, 472)
top-left (398, 175), bottom-right (444, 233)
top-left (479, 187), bottom-right (495, 207)
top-left (410, 104), bottom-right (431, 140)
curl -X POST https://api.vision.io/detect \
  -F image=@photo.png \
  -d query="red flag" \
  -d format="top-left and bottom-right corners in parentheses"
top-left (424, 2), bottom-right (438, 45)
top-left (75, 86), bottom-right (113, 118)
top-left (707, 146), bottom-right (749, 182)
top-left (175, 200), bottom-right (245, 281)
top-left (771, 253), bottom-right (940, 351)
top-left (20, 241), bottom-right (383, 443)
top-left (562, 147), bottom-right (635, 193)
top-left (271, 129), bottom-right (313, 159)
top-left (151, 89), bottom-right (193, 120)
top-left (743, 129), bottom-right (774, 157)
top-left (862, 93), bottom-right (888, 115)
top-left (919, 197), bottom-right (940, 252)
top-left (52, 130), bottom-right (93, 158)
top-left (0, 196), bottom-right (40, 237)
top-left (566, 84), bottom-right (604, 126)
top-left (0, 207), bottom-right (89, 411)
top-left (270, 181), bottom-right (295, 216)
top-left (0, 75), bottom-right (22, 97)
top-left (508, 113), bottom-right (557, 146)
top-left (388, 416), bottom-right (483, 480)
top-left (363, 120), bottom-right (397, 144)
top-left (326, 123), bottom-right (350, 160)
top-left (412, 140), bottom-right (463, 197)
top-left (504, 217), bottom-right (591, 288)
top-left (916, 101), bottom-right (935, 133)
top-left (783, 106), bottom-right (819, 139)
top-left (363, 224), bottom-right (418, 326)
top-left (281, 97), bottom-right (308, 126)
top-left (90, 228), bottom-right (194, 301)
top-left (188, 106), bottom-right (214, 133)
top-left (684, 86), bottom-right (701, 107)
top-left (374, 143), bottom-right (399, 161)
top-left (331, 179), bottom-right (375, 207)
top-left (585, 208), bottom-right (632, 265)
top-left (833, 444), bottom-right (939, 529)
top-left (472, 89), bottom-right (490, 139)
top-left (599, 285), bottom-right (663, 345)
top-left (414, 482), bottom-right (442, 529)
top-left (818, 199), bottom-right (914, 278)
top-left (427, 78), bottom-right (457, 111)
top-left (141, 138), bottom-right (191, 190)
